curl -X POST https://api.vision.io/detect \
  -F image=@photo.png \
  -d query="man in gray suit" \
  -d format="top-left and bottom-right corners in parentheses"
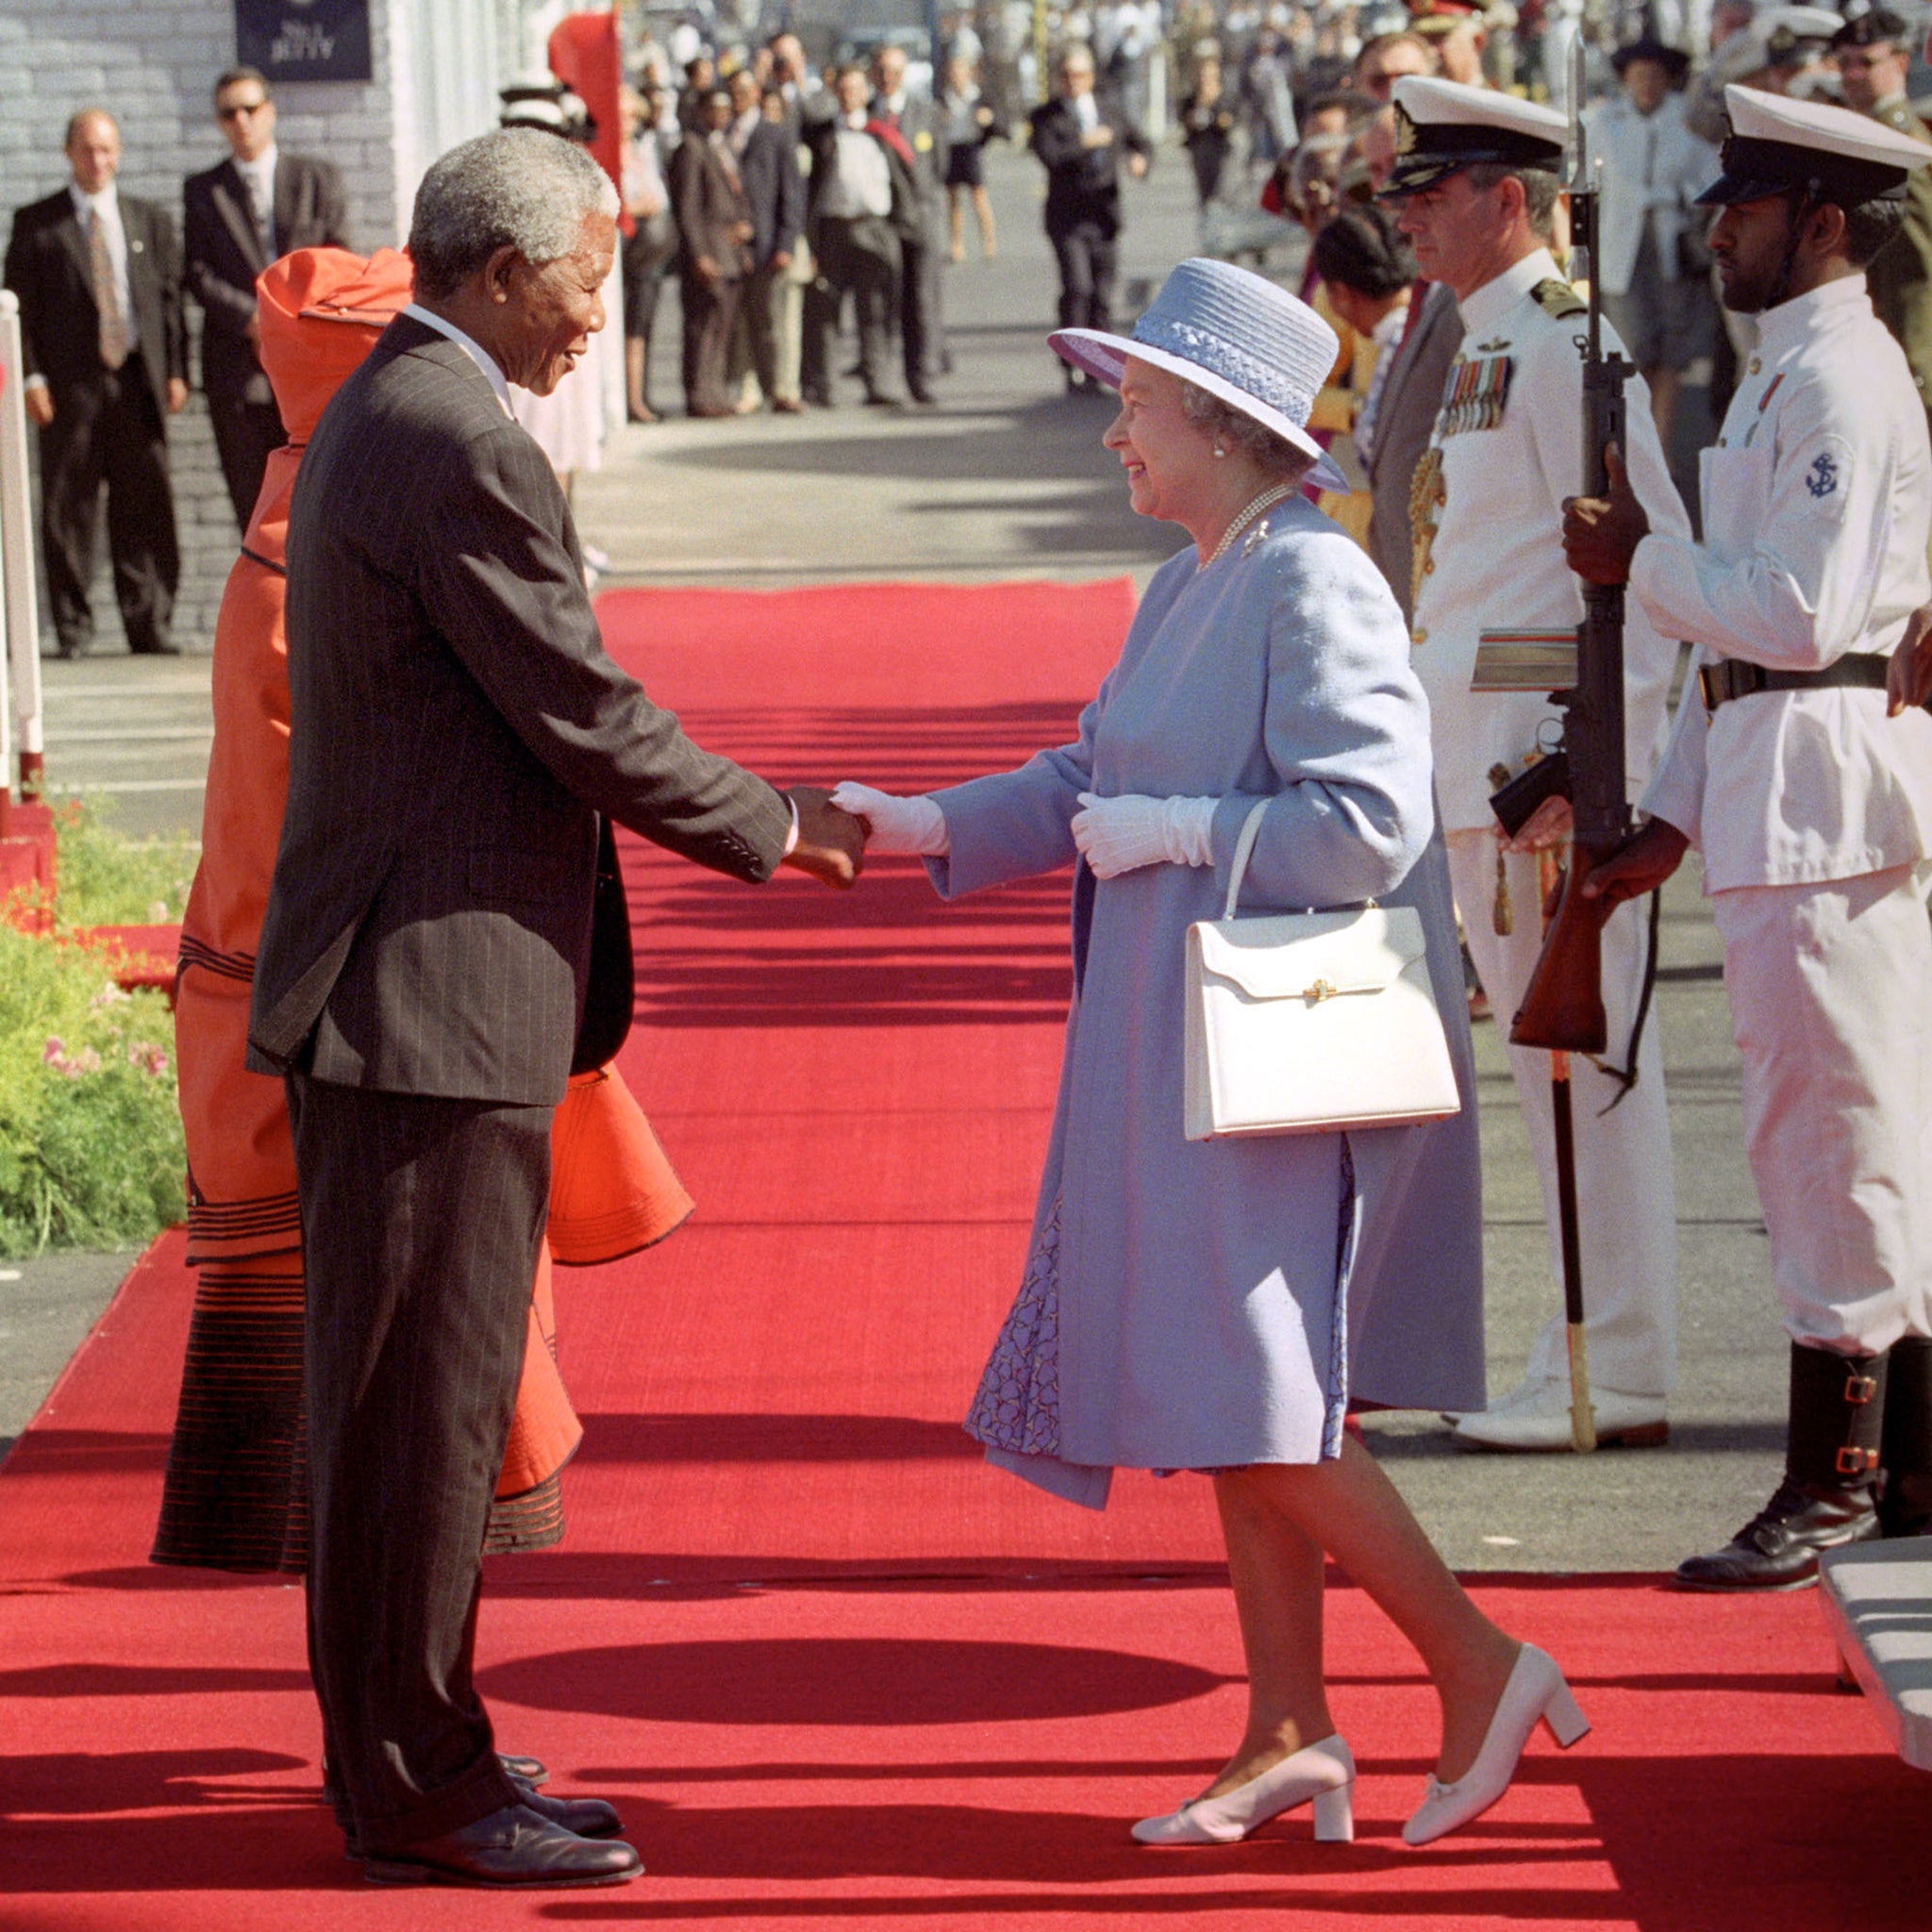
top-left (1364, 276), bottom-right (1460, 625)
top-left (248, 128), bottom-right (864, 1889)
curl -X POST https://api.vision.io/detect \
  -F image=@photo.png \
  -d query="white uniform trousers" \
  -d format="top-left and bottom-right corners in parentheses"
top-left (1446, 830), bottom-right (1679, 1396)
top-left (1708, 863), bottom-right (1932, 1357)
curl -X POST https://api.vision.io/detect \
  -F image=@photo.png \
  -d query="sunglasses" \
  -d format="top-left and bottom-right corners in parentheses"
top-left (218, 100), bottom-right (269, 121)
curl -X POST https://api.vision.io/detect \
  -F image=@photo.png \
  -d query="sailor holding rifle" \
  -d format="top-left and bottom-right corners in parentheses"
top-left (1565, 87), bottom-right (1932, 1590)
top-left (1382, 76), bottom-right (1686, 1452)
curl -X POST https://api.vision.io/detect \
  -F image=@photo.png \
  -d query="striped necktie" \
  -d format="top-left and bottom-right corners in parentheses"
top-left (89, 207), bottom-right (128, 372)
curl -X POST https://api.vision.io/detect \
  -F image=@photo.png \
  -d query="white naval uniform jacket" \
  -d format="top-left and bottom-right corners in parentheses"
top-left (1636, 273), bottom-right (1932, 890)
top-left (1410, 248), bottom-right (1686, 835)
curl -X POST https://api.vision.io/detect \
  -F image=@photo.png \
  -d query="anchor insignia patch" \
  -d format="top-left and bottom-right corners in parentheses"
top-left (1806, 453), bottom-right (1839, 499)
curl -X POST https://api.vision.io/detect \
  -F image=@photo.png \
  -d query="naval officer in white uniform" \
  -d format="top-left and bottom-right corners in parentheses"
top-left (1567, 85), bottom-right (1932, 1590)
top-left (1384, 77), bottom-right (1687, 1451)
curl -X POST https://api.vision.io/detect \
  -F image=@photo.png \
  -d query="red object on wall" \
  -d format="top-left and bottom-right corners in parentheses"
top-left (0, 800), bottom-right (56, 933)
top-left (548, 9), bottom-right (629, 234)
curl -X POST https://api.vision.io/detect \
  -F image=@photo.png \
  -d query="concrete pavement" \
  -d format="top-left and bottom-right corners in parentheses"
top-left (7, 144), bottom-right (1793, 1574)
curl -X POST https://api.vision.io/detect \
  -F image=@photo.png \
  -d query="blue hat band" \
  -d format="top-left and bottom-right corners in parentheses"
top-left (1131, 311), bottom-right (1316, 426)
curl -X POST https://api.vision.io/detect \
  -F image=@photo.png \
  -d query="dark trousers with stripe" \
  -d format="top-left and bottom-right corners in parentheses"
top-left (286, 1074), bottom-right (551, 1850)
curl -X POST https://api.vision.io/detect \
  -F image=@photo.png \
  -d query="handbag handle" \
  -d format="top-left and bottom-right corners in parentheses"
top-left (1221, 797), bottom-right (1374, 921)
top-left (1223, 799), bottom-right (1271, 922)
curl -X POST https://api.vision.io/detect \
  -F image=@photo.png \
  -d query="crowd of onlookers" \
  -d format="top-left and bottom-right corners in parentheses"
top-left (1163, 0), bottom-right (1931, 552)
top-left (10, 1), bottom-right (1932, 654)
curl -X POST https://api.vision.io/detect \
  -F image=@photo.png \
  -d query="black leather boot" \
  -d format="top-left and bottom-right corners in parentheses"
top-left (1880, 1335), bottom-right (1932, 1539)
top-left (1675, 1341), bottom-right (1887, 1591)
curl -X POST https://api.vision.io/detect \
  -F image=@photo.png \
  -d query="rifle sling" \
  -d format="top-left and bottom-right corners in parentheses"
top-left (1591, 886), bottom-right (1661, 1116)
top-left (1698, 651), bottom-right (1890, 711)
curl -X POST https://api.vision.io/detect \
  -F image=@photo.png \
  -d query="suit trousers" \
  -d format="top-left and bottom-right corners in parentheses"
top-left (680, 272), bottom-right (744, 415)
top-left (38, 368), bottom-right (179, 656)
top-left (895, 224), bottom-right (945, 389)
top-left (1049, 219), bottom-right (1119, 335)
top-left (208, 391), bottom-right (289, 531)
top-left (1709, 864), bottom-right (1932, 1356)
top-left (1446, 831), bottom-right (1679, 1397)
top-left (739, 260), bottom-right (799, 406)
top-left (286, 1073), bottom-right (549, 1850)
top-left (806, 217), bottom-right (896, 400)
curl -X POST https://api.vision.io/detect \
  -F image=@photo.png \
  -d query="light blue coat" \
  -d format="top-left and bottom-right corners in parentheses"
top-left (929, 502), bottom-right (1485, 1507)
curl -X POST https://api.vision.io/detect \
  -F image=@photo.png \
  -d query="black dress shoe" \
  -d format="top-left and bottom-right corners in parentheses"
top-left (907, 383), bottom-right (937, 406)
top-left (499, 1751), bottom-right (548, 1787)
top-left (1678, 1344), bottom-right (1890, 1591)
top-left (514, 1784), bottom-right (623, 1839)
top-left (363, 1803), bottom-right (641, 1889)
top-left (128, 638), bottom-right (182, 656)
top-left (1675, 1476), bottom-right (1881, 1591)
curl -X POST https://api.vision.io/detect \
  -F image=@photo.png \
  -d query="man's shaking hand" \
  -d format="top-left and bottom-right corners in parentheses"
top-left (782, 786), bottom-right (867, 889)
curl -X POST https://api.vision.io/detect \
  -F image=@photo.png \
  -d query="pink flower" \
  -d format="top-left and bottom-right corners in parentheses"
top-left (42, 1037), bottom-right (64, 1064)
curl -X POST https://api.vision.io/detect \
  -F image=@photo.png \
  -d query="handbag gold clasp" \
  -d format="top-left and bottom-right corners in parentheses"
top-left (1306, 978), bottom-right (1338, 1003)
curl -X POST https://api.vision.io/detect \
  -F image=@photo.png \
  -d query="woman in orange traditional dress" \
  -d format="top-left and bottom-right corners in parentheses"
top-left (153, 246), bottom-right (691, 1574)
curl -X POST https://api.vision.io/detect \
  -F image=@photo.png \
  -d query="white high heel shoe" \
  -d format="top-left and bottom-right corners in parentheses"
top-left (1132, 1734), bottom-right (1356, 1845)
top-left (1402, 1643), bottom-right (1589, 1846)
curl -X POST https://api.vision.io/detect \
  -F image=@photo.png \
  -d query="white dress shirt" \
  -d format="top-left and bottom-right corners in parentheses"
top-left (1409, 247), bottom-right (1685, 832)
top-left (232, 142), bottom-right (278, 258)
top-left (819, 118), bottom-right (892, 219)
top-left (401, 303), bottom-right (514, 416)
top-left (1636, 273), bottom-right (1932, 888)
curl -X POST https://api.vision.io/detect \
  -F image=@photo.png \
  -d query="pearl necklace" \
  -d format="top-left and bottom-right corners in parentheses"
top-left (1201, 481), bottom-right (1299, 569)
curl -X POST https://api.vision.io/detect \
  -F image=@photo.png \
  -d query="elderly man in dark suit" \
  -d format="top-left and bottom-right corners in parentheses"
top-left (184, 66), bottom-right (349, 526)
top-left (248, 126), bottom-right (864, 1888)
top-left (802, 66), bottom-right (901, 408)
top-left (1028, 42), bottom-right (1148, 391)
top-left (4, 108), bottom-right (187, 658)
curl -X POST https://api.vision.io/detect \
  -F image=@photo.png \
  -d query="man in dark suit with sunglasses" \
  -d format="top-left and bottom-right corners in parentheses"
top-left (184, 66), bottom-right (349, 526)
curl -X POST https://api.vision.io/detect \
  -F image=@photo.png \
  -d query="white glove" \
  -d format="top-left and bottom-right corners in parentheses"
top-left (829, 781), bottom-right (950, 856)
top-left (1071, 792), bottom-right (1218, 880)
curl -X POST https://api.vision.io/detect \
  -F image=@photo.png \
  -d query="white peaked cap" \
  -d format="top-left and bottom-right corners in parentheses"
top-left (1725, 83), bottom-right (1932, 172)
top-left (1382, 77), bottom-right (1567, 195)
top-left (1697, 81), bottom-right (1932, 205)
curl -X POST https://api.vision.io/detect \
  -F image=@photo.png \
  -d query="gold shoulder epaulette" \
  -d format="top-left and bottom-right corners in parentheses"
top-left (1532, 277), bottom-right (1586, 320)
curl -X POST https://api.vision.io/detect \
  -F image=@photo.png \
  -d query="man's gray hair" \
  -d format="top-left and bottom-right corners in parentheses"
top-left (408, 128), bottom-right (619, 301)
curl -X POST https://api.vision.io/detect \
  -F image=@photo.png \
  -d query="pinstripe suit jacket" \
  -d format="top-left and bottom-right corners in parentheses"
top-left (247, 315), bottom-right (792, 1104)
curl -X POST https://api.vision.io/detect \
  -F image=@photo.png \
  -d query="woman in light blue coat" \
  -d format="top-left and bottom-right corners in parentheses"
top-left (836, 259), bottom-right (1586, 1850)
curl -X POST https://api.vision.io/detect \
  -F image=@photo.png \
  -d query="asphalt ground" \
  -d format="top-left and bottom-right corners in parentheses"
top-left (6, 144), bottom-right (1791, 1577)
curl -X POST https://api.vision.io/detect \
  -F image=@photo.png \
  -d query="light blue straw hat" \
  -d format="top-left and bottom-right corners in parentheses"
top-left (1050, 257), bottom-right (1350, 493)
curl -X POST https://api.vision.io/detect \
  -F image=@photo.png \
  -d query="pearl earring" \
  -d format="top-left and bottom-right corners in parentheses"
top-left (1213, 445), bottom-right (1226, 458)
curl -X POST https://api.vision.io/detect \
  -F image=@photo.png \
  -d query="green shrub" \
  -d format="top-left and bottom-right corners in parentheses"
top-left (0, 802), bottom-right (199, 1257)
top-left (51, 797), bottom-right (199, 926)
top-left (0, 925), bottom-right (186, 1257)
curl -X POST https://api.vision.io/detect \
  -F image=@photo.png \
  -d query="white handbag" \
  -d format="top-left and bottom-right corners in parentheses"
top-left (1183, 800), bottom-right (1462, 1141)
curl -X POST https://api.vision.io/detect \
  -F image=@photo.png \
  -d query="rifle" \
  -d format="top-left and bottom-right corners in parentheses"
top-left (1470, 41), bottom-right (1638, 1454)
top-left (1505, 38), bottom-right (1638, 1058)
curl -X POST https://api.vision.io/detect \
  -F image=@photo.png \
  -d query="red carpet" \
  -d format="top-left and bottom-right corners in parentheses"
top-left (0, 584), bottom-right (1922, 1926)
